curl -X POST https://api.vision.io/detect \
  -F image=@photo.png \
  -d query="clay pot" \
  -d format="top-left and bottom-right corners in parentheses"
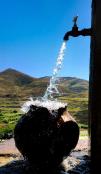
top-left (14, 105), bottom-right (79, 173)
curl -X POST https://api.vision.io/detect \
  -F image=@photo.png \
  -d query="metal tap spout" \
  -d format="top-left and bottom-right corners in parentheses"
top-left (63, 16), bottom-right (92, 40)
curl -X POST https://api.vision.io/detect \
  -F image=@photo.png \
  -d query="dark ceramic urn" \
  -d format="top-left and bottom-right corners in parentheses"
top-left (14, 105), bottom-right (79, 174)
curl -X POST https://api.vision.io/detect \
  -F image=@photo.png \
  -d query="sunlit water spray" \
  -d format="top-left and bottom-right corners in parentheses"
top-left (43, 41), bottom-right (67, 100)
top-left (21, 41), bottom-right (67, 113)
top-left (21, 97), bottom-right (67, 113)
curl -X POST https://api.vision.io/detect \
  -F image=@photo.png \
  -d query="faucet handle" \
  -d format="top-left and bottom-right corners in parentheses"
top-left (73, 15), bottom-right (78, 26)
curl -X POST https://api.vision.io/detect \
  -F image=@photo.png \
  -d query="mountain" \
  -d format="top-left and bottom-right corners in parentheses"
top-left (0, 68), bottom-right (36, 86)
top-left (0, 68), bottom-right (88, 98)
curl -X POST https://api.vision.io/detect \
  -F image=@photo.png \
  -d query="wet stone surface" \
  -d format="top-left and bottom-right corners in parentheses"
top-left (0, 150), bottom-right (90, 174)
top-left (62, 150), bottom-right (90, 174)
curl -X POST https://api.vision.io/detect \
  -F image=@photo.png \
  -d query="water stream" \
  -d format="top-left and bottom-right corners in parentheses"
top-left (43, 41), bottom-right (67, 100)
top-left (21, 41), bottom-right (67, 113)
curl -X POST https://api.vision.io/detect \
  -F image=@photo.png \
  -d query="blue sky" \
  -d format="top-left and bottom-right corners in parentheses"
top-left (0, 0), bottom-right (91, 80)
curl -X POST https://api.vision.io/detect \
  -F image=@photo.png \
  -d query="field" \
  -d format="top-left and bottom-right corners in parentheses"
top-left (0, 95), bottom-right (88, 139)
top-left (0, 97), bottom-right (22, 139)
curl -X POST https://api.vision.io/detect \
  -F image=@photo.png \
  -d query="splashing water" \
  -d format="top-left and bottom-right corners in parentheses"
top-left (21, 41), bottom-right (67, 113)
top-left (43, 41), bottom-right (67, 100)
top-left (21, 97), bottom-right (67, 113)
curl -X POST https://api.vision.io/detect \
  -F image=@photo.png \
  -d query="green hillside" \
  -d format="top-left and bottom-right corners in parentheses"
top-left (0, 68), bottom-right (88, 139)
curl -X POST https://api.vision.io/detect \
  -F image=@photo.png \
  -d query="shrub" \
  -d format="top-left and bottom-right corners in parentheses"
top-left (0, 124), bottom-right (14, 139)
top-left (2, 119), bottom-right (8, 124)
top-left (0, 112), bottom-right (3, 116)
top-left (13, 110), bottom-right (17, 113)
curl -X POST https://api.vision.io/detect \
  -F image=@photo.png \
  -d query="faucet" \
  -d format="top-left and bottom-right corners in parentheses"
top-left (63, 16), bottom-right (92, 40)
